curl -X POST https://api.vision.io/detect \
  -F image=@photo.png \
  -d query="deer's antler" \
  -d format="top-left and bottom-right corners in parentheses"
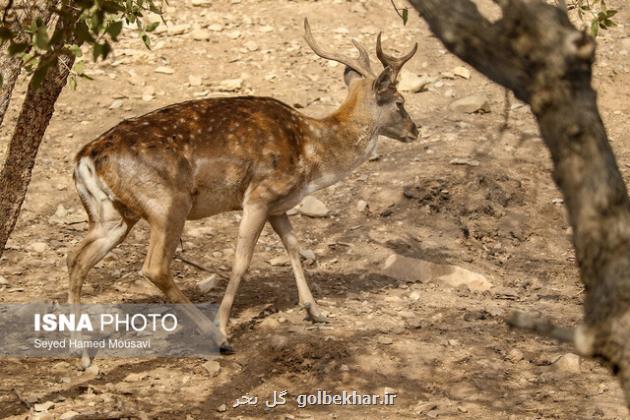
top-left (304, 18), bottom-right (375, 77)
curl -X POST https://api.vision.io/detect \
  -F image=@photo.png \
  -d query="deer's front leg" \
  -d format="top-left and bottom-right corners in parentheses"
top-left (215, 203), bottom-right (268, 352)
top-left (268, 213), bottom-right (327, 323)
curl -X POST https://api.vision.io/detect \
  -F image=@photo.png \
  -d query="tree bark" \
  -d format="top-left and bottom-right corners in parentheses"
top-left (0, 1), bottom-right (58, 127)
top-left (408, 0), bottom-right (630, 404)
top-left (0, 51), bottom-right (22, 127)
top-left (0, 6), bottom-right (77, 257)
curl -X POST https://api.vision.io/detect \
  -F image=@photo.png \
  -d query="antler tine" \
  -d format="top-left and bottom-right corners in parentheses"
top-left (304, 18), bottom-right (375, 77)
top-left (376, 32), bottom-right (418, 77)
top-left (351, 39), bottom-right (374, 76)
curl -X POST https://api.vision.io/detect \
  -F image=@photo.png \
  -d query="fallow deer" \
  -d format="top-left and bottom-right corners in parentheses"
top-left (67, 19), bottom-right (418, 355)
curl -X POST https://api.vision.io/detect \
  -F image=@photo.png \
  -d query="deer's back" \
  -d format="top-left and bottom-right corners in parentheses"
top-left (76, 96), bottom-right (319, 219)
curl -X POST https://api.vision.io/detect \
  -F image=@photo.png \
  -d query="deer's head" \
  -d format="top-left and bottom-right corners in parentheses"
top-left (304, 19), bottom-right (419, 143)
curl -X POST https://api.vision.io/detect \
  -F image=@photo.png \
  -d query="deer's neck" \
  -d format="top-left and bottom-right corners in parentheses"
top-left (301, 85), bottom-right (378, 192)
top-left (318, 87), bottom-right (378, 168)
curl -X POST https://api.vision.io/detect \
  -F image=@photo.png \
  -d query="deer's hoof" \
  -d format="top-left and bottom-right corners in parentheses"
top-left (219, 342), bottom-right (235, 355)
top-left (80, 352), bottom-right (92, 370)
top-left (305, 310), bottom-right (329, 324)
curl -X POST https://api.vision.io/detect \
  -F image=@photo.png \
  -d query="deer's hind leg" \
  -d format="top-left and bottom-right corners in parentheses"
top-left (67, 158), bottom-right (138, 306)
top-left (67, 162), bottom-right (137, 368)
top-left (67, 208), bottom-right (136, 305)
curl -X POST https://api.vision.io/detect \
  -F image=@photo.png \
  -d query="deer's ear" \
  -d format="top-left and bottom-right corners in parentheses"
top-left (373, 67), bottom-right (396, 103)
top-left (344, 66), bottom-right (362, 86)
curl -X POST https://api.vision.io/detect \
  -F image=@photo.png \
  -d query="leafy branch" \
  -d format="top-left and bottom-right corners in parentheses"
top-left (0, 0), bottom-right (165, 88)
top-left (563, 0), bottom-right (617, 37)
top-left (390, 0), bottom-right (409, 25)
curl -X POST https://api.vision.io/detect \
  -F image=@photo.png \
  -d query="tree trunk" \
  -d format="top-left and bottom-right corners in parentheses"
top-left (408, 0), bottom-right (630, 405)
top-left (0, 52), bottom-right (22, 128)
top-left (0, 6), bottom-right (77, 258)
top-left (0, 1), bottom-right (57, 127)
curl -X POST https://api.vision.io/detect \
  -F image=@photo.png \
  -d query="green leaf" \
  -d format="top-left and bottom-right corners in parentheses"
top-left (591, 19), bottom-right (599, 37)
top-left (69, 45), bottom-right (83, 57)
top-left (0, 26), bottom-right (13, 40)
top-left (92, 41), bottom-right (112, 61)
top-left (30, 62), bottom-right (51, 89)
top-left (106, 20), bottom-right (124, 40)
top-left (35, 25), bottom-right (50, 50)
top-left (75, 0), bottom-right (95, 8)
top-left (69, 75), bottom-right (77, 90)
top-left (402, 8), bottom-right (408, 25)
top-left (74, 60), bottom-right (85, 75)
top-left (606, 9), bottom-right (618, 17)
top-left (8, 41), bottom-right (29, 55)
top-left (101, 1), bottom-right (125, 13)
top-left (145, 21), bottom-right (160, 32)
top-left (76, 20), bottom-right (95, 45)
top-left (141, 33), bottom-right (151, 49)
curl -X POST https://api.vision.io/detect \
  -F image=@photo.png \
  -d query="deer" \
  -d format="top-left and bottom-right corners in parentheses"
top-left (66, 18), bottom-right (418, 361)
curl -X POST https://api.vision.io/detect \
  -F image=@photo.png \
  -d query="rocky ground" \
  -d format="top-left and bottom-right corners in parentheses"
top-left (2, 0), bottom-right (630, 419)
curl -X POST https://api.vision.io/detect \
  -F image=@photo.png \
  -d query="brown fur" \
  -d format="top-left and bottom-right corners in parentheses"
top-left (67, 24), bottom-right (418, 361)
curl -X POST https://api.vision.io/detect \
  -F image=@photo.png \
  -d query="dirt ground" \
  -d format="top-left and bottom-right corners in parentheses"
top-left (2, 0), bottom-right (630, 418)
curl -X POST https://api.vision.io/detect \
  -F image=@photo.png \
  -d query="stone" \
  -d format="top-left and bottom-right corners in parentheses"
top-left (398, 70), bottom-right (432, 93)
top-left (60, 411), bottom-right (80, 420)
top-left (142, 86), bottom-right (155, 101)
top-left (384, 387), bottom-right (396, 395)
top-left (356, 200), bottom-right (368, 212)
top-left (124, 372), bottom-right (147, 382)
top-left (260, 317), bottom-right (280, 330)
top-left (297, 196), bottom-right (329, 218)
top-left (452, 66), bottom-right (471, 79)
top-left (189, 75), bottom-right (203, 87)
top-left (154, 66), bottom-right (175, 75)
top-left (383, 253), bottom-right (492, 291)
top-left (54, 204), bottom-right (67, 218)
top-left (377, 336), bottom-right (393, 345)
top-left (109, 99), bottom-right (123, 109)
top-left (269, 255), bottom-right (290, 267)
top-left (244, 41), bottom-right (259, 51)
top-left (299, 249), bottom-right (316, 261)
top-left (409, 291), bottom-right (421, 300)
top-left (28, 242), bottom-right (48, 253)
top-left (438, 265), bottom-right (493, 292)
top-left (449, 158), bottom-right (480, 167)
top-left (554, 353), bottom-right (581, 373)
top-left (208, 23), bottom-right (224, 32)
top-left (192, 29), bottom-right (211, 41)
top-left (449, 94), bottom-right (490, 113)
top-left (507, 349), bottom-right (524, 363)
top-left (217, 404), bottom-right (227, 412)
top-left (192, 0), bottom-right (212, 5)
top-left (383, 254), bottom-right (430, 283)
top-left (202, 360), bottom-right (221, 377)
top-left (198, 274), bottom-right (218, 293)
top-left (217, 78), bottom-right (243, 92)
top-left (34, 401), bottom-right (54, 412)
top-left (167, 24), bottom-right (190, 36)
top-left (0, 276), bottom-right (8, 285)
top-left (226, 30), bottom-right (241, 39)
